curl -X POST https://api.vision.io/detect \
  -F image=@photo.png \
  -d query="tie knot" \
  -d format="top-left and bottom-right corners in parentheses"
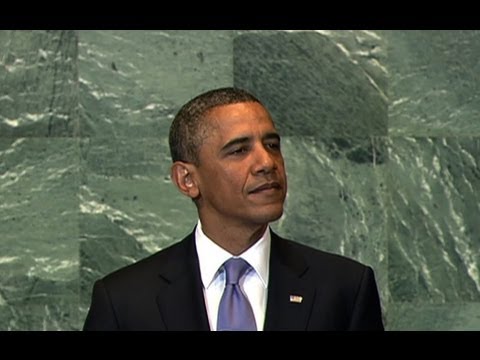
top-left (223, 258), bottom-right (251, 285)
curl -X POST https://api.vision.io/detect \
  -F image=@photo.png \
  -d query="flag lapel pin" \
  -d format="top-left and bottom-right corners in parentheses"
top-left (289, 295), bottom-right (303, 303)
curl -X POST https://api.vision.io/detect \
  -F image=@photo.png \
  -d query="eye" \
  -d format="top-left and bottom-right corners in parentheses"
top-left (230, 147), bottom-right (248, 155)
top-left (266, 141), bottom-right (281, 150)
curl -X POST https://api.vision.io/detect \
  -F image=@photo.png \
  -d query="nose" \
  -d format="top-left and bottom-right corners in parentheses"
top-left (252, 145), bottom-right (276, 175)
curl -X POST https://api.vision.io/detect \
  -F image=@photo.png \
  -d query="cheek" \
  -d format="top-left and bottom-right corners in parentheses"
top-left (224, 168), bottom-right (245, 186)
top-left (202, 167), bottom-right (237, 190)
top-left (220, 167), bottom-right (249, 192)
top-left (277, 158), bottom-right (286, 175)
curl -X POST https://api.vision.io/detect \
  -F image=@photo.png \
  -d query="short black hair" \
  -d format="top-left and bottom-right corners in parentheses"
top-left (169, 87), bottom-right (262, 165)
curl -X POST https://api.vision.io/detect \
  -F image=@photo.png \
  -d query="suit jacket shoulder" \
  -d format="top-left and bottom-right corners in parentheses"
top-left (265, 231), bottom-right (384, 331)
top-left (273, 233), bottom-right (371, 283)
top-left (83, 231), bottom-right (210, 331)
top-left (84, 230), bottom-right (384, 331)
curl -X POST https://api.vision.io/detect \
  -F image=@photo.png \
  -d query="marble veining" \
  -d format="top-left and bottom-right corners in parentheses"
top-left (1, 30), bottom-right (479, 330)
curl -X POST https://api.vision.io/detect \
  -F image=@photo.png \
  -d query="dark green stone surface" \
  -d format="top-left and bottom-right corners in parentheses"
top-left (379, 30), bottom-right (480, 136)
top-left (234, 31), bottom-right (388, 136)
top-left (387, 137), bottom-right (480, 302)
top-left (0, 30), bottom-right (79, 137)
top-left (1, 30), bottom-right (479, 330)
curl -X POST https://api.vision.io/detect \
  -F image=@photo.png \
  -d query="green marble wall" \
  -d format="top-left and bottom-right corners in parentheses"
top-left (0, 30), bottom-right (479, 330)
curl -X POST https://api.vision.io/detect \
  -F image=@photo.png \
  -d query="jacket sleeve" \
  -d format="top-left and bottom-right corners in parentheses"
top-left (348, 266), bottom-right (384, 331)
top-left (83, 279), bottom-right (120, 331)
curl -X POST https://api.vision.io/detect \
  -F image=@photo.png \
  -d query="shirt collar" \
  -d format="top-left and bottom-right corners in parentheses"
top-left (195, 220), bottom-right (270, 290)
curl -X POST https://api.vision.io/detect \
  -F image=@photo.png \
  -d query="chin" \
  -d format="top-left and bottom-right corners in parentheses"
top-left (257, 206), bottom-right (284, 223)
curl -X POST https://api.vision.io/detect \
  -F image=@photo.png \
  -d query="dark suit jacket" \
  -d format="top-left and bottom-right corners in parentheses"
top-left (83, 230), bottom-right (384, 331)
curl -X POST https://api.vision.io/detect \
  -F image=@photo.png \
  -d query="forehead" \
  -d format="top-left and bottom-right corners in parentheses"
top-left (203, 102), bottom-right (276, 134)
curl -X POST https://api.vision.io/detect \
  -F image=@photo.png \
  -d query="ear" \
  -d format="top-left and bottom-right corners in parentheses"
top-left (170, 161), bottom-right (200, 199)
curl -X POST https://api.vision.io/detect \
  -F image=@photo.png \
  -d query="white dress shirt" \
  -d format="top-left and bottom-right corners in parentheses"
top-left (195, 220), bottom-right (270, 331)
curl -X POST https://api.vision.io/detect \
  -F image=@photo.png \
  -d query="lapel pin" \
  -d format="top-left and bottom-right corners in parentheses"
top-left (289, 295), bottom-right (303, 304)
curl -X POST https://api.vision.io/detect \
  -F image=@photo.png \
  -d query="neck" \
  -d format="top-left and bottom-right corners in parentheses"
top-left (200, 220), bottom-right (268, 256)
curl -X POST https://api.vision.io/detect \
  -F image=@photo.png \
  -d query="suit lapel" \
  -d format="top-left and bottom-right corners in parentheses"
top-left (154, 232), bottom-right (210, 331)
top-left (264, 232), bottom-right (316, 331)
top-left (152, 230), bottom-right (316, 331)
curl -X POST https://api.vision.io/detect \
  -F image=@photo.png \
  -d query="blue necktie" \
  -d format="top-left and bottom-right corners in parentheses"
top-left (217, 258), bottom-right (257, 331)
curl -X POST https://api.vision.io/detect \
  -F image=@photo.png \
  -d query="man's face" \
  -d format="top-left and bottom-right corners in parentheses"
top-left (193, 101), bottom-right (287, 229)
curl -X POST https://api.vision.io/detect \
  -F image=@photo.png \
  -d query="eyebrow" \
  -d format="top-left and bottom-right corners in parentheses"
top-left (220, 132), bottom-right (281, 152)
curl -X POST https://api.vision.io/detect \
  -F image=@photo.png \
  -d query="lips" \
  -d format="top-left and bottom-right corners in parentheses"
top-left (249, 182), bottom-right (281, 194)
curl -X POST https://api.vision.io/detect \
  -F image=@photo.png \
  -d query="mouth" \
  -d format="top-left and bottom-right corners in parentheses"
top-left (249, 182), bottom-right (282, 194)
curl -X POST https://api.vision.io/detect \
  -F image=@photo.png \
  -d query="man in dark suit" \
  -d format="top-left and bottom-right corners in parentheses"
top-left (83, 87), bottom-right (384, 331)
